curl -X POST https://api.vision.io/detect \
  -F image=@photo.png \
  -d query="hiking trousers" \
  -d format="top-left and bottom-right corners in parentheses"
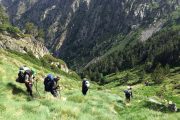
top-left (25, 82), bottom-right (33, 97)
top-left (50, 89), bottom-right (58, 97)
top-left (82, 86), bottom-right (88, 95)
top-left (125, 94), bottom-right (131, 102)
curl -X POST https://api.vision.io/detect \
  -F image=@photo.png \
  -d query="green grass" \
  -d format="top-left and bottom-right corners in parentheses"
top-left (0, 49), bottom-right (180, 120)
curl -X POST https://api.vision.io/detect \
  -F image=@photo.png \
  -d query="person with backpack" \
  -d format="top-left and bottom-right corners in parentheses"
top-left (16, 66), bottom-right (36, 97)
top-left (124, 86), bottom-right (133, 102)
top-left (44, 74), bottom-right (60, 97)
top-left (82, 78), bottom-right (90, 96)
top-left (24, 69), bottom-right (36, 97)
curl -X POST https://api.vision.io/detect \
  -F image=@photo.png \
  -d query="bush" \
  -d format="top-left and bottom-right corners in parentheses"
top-left (0, 24), bottom-right (9, 32)
top-left (151, 64), bottom-right (165, 84)
top-left (7, 49), bottom-right (41, 66)
top-left (43, 54), bottom-right (65, 65)
top-left (7, 26), bottom-right (20, 34)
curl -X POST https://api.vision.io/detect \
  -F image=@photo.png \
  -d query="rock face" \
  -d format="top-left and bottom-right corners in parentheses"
top-left (1, 0), bottom-right (180, 68)
top-left (0, 33), bottom-right (49, 58)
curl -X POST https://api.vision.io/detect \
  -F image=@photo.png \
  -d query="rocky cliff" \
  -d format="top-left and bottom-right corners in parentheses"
top-left (0, 33), bottom-right (49, 58)
top-left (1, 0), bottom-right (180, 69)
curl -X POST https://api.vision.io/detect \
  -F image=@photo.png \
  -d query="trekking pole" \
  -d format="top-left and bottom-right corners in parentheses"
top-left (57, 84), bottom-right (61, 99)
top-left (58, 88), bottom-right (61, 99)
top-left (33, 79), bottom-right (41, 97)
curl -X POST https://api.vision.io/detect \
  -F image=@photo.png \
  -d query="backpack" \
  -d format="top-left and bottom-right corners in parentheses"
top-left (24, 70), bottom-right (32, 76)
top-left (16, 71), bottom-right (25, 83)
top-left (44, 74), bottom-right (54, 91)
top-left (124, 90), bottom-right (130, 95)
top-left (85, 81), bottom-right (90, 88)
top-left (83, 80), bottom-right (90, 87)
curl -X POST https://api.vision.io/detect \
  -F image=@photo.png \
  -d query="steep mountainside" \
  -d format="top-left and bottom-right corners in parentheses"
top-left (0, 33), bottom-right (49, 58)
top-left (0, 4), bottom-right (49, 58)
top-left (1, 0), bottom-right (180, 69)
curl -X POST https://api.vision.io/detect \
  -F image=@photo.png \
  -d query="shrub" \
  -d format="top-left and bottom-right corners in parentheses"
top-left (7, 26), bottom-right (21, 34)
top-left (151, 64), bottom-right (165, 84)
top-left (43, 54), bottom-right (65, 65)
top-left (0, 24), bottom-right (9, 32)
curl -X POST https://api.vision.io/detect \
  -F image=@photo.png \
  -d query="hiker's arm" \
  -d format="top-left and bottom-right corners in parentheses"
top-left (55, 83), bottom-right (60, 89)
top-left (30, 76), bottom-right (34, 83)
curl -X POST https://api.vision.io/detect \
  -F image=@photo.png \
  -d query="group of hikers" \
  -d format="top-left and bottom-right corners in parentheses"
top-left (16, 65), bottom-right (132, 101)
top-left (16, 66), bottom-right (90, 98)
top-left (16, 66), bottom-right (177, 112)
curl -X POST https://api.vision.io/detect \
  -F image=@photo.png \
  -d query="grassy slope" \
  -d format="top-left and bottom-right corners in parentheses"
top-left (0, 49), bottom-right (180, 120)
top-left (104, 67), bottom-right (180, 120)
top-left (0, 49), bottom-right (122, 120)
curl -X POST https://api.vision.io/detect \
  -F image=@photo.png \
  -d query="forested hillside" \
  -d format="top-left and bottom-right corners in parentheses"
top-left (84, 18), bottom-right (180, 82)
top-left (1, 0), bottom-right (180, 70)
top-left (0, 1), bottom-right (180, 119)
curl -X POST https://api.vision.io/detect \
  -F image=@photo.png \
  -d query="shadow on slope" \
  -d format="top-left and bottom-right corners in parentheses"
top-left (7, 83), bottom-right (27, 95)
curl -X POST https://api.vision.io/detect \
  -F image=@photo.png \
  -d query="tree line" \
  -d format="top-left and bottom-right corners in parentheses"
top-left (83, 25), bottom-right (180, 83)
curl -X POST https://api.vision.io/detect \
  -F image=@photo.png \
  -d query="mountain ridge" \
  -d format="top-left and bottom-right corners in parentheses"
top-left (1, 0), bottom-right (180, 69)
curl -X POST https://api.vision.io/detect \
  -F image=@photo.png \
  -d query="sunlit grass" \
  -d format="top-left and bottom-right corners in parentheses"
top-left (0, 49), bottom-right (180, 120)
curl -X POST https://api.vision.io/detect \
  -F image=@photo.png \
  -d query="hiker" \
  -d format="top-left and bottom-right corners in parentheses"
top-left (24, 69), bottom-right (36, 97)
top-left (145, 81), bottom-right (149, 86)
top-left (16, 66), bottom-right (36, 97)
top-left (44, 74), bottom-right (60, 97)
top-left (168, 101), bottom-right (177, 112)
top-left (82, 78), bottom-right (90, 96)
top-left (124, 86), bottom-right (133, 102)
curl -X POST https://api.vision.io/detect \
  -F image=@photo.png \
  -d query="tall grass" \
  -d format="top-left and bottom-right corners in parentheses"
top-left (0, 49), bottom-right (179, 120)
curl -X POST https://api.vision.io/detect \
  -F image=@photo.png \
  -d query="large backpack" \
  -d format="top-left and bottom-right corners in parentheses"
top-left (16, 71), bottom-right (25, 83)
top-left (82, 80), bottom-right (90, 88)
top-left (24, 70), bottom-right (32, 76)
top-left (44, 74), bottom-right (54, 91)
top-left (16, 67), bottom-right (32, 83)
top-left (124, 90), bottom-right (131, 97)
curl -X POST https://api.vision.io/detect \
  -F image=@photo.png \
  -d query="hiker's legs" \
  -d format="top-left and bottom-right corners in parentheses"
top-left (126, 95), bottom-right (130, 102)
top-left (85, 88), bottom-right (89, 95)
top-left (51, 90), bottom-right (58, 97)
top-left (82, 87), bottom-right (88, 95)
top-left (25, 82), bottom-right (33, 97)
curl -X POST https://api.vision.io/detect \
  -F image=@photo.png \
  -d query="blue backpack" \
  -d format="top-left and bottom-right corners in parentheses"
top-left (47, 74), bottom-right (54, 80)
top-left (44, 74), bottom-right (54, 91)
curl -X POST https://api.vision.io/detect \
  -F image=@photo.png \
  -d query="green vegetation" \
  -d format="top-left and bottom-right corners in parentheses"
top-left (6, 49), bottom-right (79, 80)
top-left (0, 1), bottom-right (180, 119)
top-left (0, 7), bottom-right (44, 40)
top-left (0, 49), bottom-right (179, 120)
top-left (0, 5), bottom-right (21, 37)
top-left (85, 22), bottom-right (180, 82)
top-left (0, 5), bottom-right (8, 24)
top-left (24, 22), bottom-right (45, 42)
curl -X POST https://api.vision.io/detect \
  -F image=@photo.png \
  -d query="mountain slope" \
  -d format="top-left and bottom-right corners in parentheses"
top-left (0, 4), bottom-right (49, 58)
top-left (83, 14), bottom-right (180, 82)
top-left (1, 0), bottom-right (180, 69)
top-left (0, 49), bottom-right (180, 120)
top-left (0, 49), bottom-right (121, 120)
